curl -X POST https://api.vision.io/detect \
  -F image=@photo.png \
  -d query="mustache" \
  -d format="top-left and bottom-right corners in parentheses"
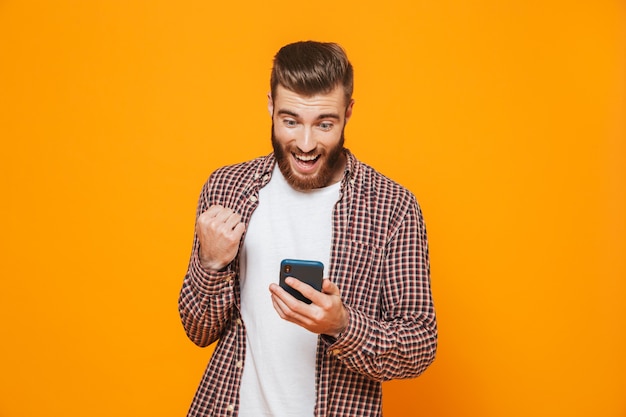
top-left (270, 124), bottom-right (346, 190)
top-left (291, 150), bottom-right (323, 159)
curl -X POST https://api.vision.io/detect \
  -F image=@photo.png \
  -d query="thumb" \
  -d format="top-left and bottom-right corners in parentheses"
top-left (322, 279), bottom-right (340, 296)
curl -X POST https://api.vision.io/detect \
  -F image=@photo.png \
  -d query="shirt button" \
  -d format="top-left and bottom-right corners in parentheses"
top-left (249, 195), bottom-right (258, 203)
top-left (332, 349), bottom-right (342, 356)
top-left (236, 318), bottom-right (243, 326)
top-left (226, 404), bottom-right (234, 412)
top-left (236, 360), bottom-right (243, 369)
top-left (263, 174), bottom-right (271, 182)
top-left (254, 173), bottom-right (260, 179)
top-left (224, 274), bottom-right (233, 282)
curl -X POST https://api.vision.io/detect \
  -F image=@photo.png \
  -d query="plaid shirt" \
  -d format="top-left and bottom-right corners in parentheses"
top-left (179, 150), bottom-right (437, 417)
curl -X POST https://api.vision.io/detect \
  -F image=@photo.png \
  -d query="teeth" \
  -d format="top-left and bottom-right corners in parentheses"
top-left (295, 154), bottom-right (318, 162)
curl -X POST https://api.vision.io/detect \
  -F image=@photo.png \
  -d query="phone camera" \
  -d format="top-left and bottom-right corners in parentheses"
top-left (284, 265), bottom-right (291, 273)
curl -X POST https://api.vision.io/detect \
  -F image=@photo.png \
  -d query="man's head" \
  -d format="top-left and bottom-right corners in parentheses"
top-left (270, 41), bottom-right (354, 107)
top-left (269, 41), bottom-right (355, 190)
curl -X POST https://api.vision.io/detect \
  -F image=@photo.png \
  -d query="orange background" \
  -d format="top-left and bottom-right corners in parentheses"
top-left (1, 1), bottom-right (624, 416)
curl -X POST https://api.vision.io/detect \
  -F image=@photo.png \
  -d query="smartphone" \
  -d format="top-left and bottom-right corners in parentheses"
top-left (279, 259), bottom-right (324, 304)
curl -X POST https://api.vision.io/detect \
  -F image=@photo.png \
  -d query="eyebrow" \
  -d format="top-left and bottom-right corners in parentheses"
top-left (277, 109), bottom-right (341, 121)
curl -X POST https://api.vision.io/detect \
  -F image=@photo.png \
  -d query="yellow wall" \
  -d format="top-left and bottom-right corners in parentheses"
top-left (1, 1), bottom-right (624, 416)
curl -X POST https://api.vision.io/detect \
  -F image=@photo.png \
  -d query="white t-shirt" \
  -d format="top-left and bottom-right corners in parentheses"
top-left (238, 165), bottom-right (340, 417)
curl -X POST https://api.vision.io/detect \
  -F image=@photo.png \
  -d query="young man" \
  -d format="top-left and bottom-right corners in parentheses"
top-left (179, 41), bottom-right (437, 417)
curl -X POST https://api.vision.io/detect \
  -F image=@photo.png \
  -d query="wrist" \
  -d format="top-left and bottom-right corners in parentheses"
top-left (197, 250), bottom-right (229, 272)
top-left (200, 258), bottom-right (227, 272)
top-left (329, 308), bottom-right (349, 338)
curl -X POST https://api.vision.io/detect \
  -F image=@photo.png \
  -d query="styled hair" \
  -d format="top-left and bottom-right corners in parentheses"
top-left (270, 41), bottom-right (354, 105)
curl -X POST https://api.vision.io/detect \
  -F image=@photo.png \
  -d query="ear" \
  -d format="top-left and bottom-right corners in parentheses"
top-left (345, 98), bottom-right (355, 122)
top-left (267, 92), bottom-right (274, 117)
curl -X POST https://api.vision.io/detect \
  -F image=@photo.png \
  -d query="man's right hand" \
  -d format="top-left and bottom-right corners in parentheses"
top-left (196, 205), bottom-right (246, 271)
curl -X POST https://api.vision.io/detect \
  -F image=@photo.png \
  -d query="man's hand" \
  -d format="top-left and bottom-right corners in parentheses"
top-left (196, 205), bottom-right (245, 271)
top-left (269, 278), bottom-right (349, 337)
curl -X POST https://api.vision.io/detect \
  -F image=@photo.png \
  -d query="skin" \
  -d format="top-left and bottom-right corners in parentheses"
top-left (269, 85), bottom-right (353, 191)
top-left (196, 204), bottom-right (246, 271)
top-left (196, 85), bottom-right (354, 337)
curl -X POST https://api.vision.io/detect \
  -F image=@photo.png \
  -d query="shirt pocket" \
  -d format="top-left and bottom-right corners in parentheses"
top-left (333, 239), bottom-right (384, 318)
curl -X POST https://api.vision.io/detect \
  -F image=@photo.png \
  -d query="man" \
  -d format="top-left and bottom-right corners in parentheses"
top-left (179, 41), bottom-right (437, 417)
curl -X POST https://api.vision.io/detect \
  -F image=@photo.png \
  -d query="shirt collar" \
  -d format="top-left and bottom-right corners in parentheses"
top-left (341, 148), bottom-right (357, 189)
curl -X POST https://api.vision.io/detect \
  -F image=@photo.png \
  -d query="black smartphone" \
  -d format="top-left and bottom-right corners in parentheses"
top-left (279, 259), bottom-right (324, 304)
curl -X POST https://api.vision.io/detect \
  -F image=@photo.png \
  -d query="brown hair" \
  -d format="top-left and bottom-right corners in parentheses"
top-left (270, 41), bottom-right (354, 105)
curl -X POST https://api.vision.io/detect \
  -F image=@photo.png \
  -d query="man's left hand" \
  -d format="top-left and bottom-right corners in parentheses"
top-left (269, 278), bottom-right (348, 338)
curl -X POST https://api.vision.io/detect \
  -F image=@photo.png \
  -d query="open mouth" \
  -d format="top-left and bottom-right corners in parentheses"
top-left (292, 153), bottom-right (321, 172)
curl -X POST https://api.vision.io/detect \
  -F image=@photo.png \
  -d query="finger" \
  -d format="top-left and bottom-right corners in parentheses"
top-left (203, 204), bottom-right (224, 218)
top-left (270, 293), bottom-right (287, 319)
top-left (223, 212), bottom-right (243, 231)
top-left (231, 222), bottom-right (246, 239)
top-left (271, 292), bottom-right (299, 319)
top-left (213, 207), bottom-right (235, 223)
top-left (285, 277), bottom-right (323, 304)
top-left (271, 282), bottom-right (308, 312)
top-left (322, 279), bottom-right (340, 296)
top-left (270, 282), bottom-right (296, 306)
top-left (197, 206), bottom-right (227, 231)
top-left (270, 286), bottom-right (308, 323)
top-left (197, 206), bottom-right (219, 227)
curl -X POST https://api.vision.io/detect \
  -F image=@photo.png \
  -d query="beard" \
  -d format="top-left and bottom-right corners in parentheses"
top-left (271, 125), bottom-right (346, 191)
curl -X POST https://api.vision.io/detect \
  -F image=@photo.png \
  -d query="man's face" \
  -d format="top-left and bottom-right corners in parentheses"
top-left (269, 85), bottom-right (354, 191)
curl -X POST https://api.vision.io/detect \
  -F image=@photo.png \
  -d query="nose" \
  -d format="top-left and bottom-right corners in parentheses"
top-left (295, 127), bottom-right (316, 153)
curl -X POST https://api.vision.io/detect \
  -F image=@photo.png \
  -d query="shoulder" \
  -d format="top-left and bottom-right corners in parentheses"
top-left (206, 153), bottom-right (273, 189)
top-left (209, 155), bottom-right (268, 182)
top-left (350, 154), bottom-right (416, 206)
top-left (348, 153), bottom-right (424, 235)
top-left (197, 153), bottom-right (274, 209)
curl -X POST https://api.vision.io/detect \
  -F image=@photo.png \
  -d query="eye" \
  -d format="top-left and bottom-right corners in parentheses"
top-left (319, 122), bottom-right (334, 131)
top-left (283, 119), bottom-right (297, 127)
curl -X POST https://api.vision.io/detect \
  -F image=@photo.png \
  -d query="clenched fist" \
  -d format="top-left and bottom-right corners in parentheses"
top-left (196, 205), bottom-right (246, 271)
